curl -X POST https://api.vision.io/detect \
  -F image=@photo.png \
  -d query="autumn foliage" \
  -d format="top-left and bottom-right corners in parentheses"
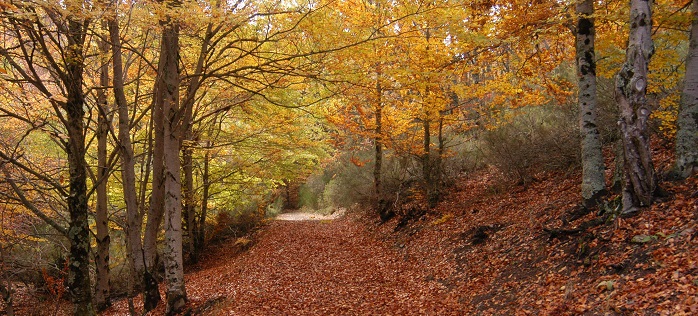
top-left (0, 0), bottom-right (696, 314)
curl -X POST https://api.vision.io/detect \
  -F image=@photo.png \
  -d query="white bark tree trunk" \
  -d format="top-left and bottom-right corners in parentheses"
top-left (157, 15), bottom-right (187, 316)
top-left (615, 0), bottom-right (656, 212)
top-left (576, 0), bottom-right (606, 207)
top-left (673, 0), bottom-right (698, 179)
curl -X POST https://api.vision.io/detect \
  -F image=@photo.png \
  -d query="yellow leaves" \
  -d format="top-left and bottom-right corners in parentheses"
top-left (430, 213), bottom-right (453, 226)
top-left (350, 154), bottom-right (367, 167)
top-left (653, 94), bottom-right (680, 139)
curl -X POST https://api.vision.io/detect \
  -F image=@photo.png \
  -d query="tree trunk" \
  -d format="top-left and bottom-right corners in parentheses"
top-left (94, 31), bottom-right (111, 312)
top-left (615, 0), bottom-right (656, 213)
top-left (143, 31), bottom-right (167, 314)
top-left (181, 13), bottom-right (215, 262)
top-left (107, 1), bottom-right (145, 300)
top-left (157, 17), bottom-right (187, 315)
top-left (181, 96), bottom-right (194, 262)
top-left (183, 140), bottom-right (195, 261)
top-left (197, 143), bottom-right (211, 250)
top-left (576, 0), bottom-right (606, 207)
top-left (423, 117), bottom-right (434, 208)
top-left (64, 15), bottom-right (96, 316)
top-left (374, 77), bottom-right (383, 200)
top-left (436, 115), bottom-right (444, 188)
top-left (673, 0), bottom-right (698, 179)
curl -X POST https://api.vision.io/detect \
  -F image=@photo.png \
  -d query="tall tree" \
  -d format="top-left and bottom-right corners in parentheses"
top-left (156, 1), bottom-right (187, 312)
top-left (106, 0), bottom-right (145, 307)
top-left (576, 0), bottom-right (606, 207)
top-left (94, 27), bottom-right (112, 311)
top-left (0, 1), bottom-right (96, 314)
top-left (616, 0), bottom-right (656, 213)
top-left (62, 4), bottom-right (95, 314)
top-left (673, 0), bottom-right (698, 179)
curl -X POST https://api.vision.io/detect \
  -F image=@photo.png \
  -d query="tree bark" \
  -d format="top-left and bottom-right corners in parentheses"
top-left (197, 142), bottom-right (211, 250)
top-left (64, 14), bottom-right (96, 316)
top-left (143, 30), bottom-right (167, 315)
top-left (107, 0), bottom-right (146, 301)
top-left (436, 115), bottom-right (444, 188)
top-left (423, 117), bottom-right (434, 208)
top-left (615, 0), bottom-right (656, 212)
top-left (576, 0), bottom-right (606, 207)
top-left (182, 131), bottom-right (195, 261)
top-left (374, 76), bottom-right (383, 201)
top-left (94, 31), bottom-right (112, 312)
top-left (157, 14), bottom-right (187, 315)
top-left (673, 0), bottom-right (698, 179)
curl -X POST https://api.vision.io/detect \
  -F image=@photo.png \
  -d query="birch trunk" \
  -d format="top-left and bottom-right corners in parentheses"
top-left (576, 0), bottom-right (606, 207)
top-left (615, 0), bottom-right (656, 212)
top-left (157, 16), bottom-right (187, 315)
top-left (673, 0), bottom-right (698, 179)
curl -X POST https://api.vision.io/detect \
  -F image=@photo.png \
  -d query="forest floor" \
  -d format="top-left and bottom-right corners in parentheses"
top-left (18, 141), bottom-right (697, 315)
top-left (106, 158), bottom-right (695, 315)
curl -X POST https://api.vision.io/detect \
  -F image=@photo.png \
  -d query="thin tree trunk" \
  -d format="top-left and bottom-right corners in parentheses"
top-left (197, 143), bottom-right (211, 250)
top-left (673, 0), bottom-right (698, 179)
top-left (157, 15), bottom-right (187, 315)
top-left (181, 11), bottom-right (216, 262)
top-left (143, 32), bottom-right (166, 314)
top-left (436, 115), bottom-right (444, 188)
top-left (374, 76), bottom-right (383, 200)
top-left (183, 140), bottom-right (195, 260)
top-left (615, 0), bottom-right (656, 213)
top-left (576, 0), bottom-right (606, 207)
top-left (94, 31), bottom-right (111, 312)
top-left (143, 101), bottom-right (162, 312)
top-left (423, 117), bottom-right (433, 208)
top-left (107, 1), bottom-right (145, 302)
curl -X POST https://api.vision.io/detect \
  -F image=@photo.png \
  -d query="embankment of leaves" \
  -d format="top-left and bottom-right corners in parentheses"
top-left (367, 147), bottom-right (697, 314)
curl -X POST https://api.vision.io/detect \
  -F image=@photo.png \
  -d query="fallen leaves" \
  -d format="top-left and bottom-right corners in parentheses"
top-left (97, 144), bottom-right (698, 315)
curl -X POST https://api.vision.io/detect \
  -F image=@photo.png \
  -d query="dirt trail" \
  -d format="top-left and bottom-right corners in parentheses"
top-left (274, 209), bottom-right (346, 221)
top-left (181, 214), bottom-right (461, 315)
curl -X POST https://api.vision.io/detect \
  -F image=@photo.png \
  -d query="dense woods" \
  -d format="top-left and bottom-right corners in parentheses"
top-left (0, 0), bottom-right (695, 315)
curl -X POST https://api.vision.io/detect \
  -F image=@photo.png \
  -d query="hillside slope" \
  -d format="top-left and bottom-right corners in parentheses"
top-left (370, 162), bottom-right (697, 314)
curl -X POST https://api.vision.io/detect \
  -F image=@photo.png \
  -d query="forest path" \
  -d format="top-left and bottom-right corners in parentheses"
top-left (274, 208), bottom-right (346, 221)
top-left (181, 213), bottom-right (462, 315)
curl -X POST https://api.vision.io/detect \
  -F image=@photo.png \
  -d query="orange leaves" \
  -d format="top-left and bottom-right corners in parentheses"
top-left (349, 154), bottom-right (367, 167)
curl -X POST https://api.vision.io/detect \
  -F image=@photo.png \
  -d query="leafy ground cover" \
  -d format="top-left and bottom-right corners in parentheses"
top-left (365, 143), bottom-right (697, 315)
top-left (10, 144), bottom-right (696, 315)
